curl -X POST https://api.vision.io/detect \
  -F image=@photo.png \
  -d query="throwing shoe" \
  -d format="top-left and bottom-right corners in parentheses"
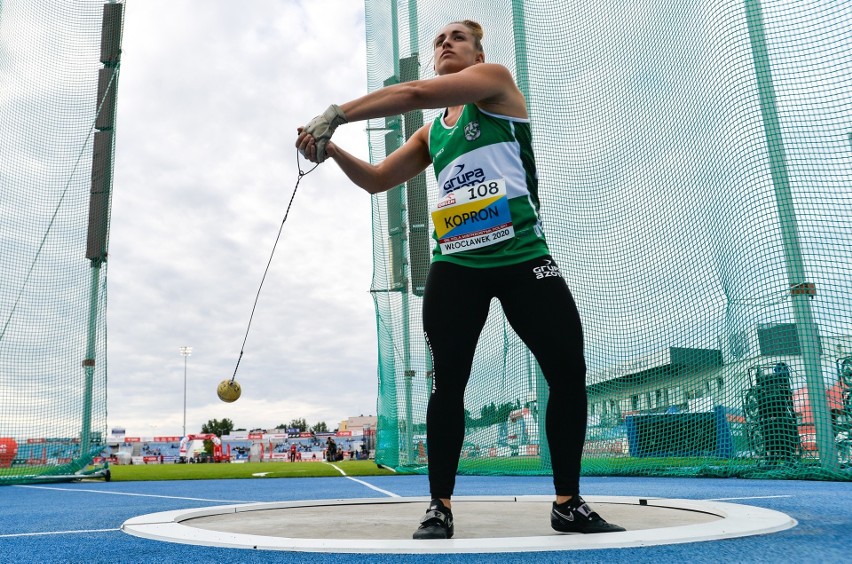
top-left (551, 496), bottom-right (626, 533)
top-left (413, 498), bottom-right (454, 539)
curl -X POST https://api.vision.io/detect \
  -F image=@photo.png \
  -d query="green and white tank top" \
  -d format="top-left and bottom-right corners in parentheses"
top-left (428, 103), bottom-right (549, 268)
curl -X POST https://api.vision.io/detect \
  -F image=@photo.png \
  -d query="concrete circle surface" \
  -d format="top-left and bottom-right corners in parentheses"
top-left (121, 495), bottom-right (796, 554)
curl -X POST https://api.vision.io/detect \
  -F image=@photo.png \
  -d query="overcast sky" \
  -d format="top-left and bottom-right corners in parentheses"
top-left (108, 1), bottom-right (377, 436)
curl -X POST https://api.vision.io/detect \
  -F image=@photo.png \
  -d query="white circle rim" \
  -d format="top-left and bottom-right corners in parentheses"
top-left (121, 495), bottom-right (796, 554)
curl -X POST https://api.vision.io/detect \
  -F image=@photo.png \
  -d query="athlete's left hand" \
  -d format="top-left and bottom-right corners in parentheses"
top-left (296, 127), bottom-right (320, 162)
top-left (296, 130), bottom-right (341, 164)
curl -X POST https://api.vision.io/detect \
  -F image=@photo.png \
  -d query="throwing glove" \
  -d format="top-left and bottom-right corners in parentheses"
top-left (304, 104), bottom-right (348, 162)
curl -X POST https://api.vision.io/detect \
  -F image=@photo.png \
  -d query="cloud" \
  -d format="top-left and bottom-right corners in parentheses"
top-left (106, 1), bottom-right (376, 436)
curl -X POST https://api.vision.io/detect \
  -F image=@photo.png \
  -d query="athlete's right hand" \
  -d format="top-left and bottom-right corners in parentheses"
top-left (299, 104), bottom-right (347, 163)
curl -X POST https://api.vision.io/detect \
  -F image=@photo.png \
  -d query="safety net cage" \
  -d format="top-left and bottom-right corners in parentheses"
top-left (0, 1), bottom-right (123, 483)
top-left (364, 0), bottom-right (852, 480)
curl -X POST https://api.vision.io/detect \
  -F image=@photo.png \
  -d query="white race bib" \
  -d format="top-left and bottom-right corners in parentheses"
top-left (431, 179), bottom-right (515, 255)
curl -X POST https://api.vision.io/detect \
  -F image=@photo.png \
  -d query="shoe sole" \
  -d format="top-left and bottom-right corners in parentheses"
top-left (413, 525), bottom-right (454, 539)
top-left (551, 516), bottom-right (625, 534)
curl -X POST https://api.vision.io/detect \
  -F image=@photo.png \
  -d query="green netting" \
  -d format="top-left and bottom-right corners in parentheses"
top-left (0, 1), bottom-right (123, 483)
top-left (365, 0), bottom-right (852, 480)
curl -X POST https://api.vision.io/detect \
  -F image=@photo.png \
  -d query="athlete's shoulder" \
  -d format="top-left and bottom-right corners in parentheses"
top-left (461, 62), bottom-right (515, 81)
top-left (462, 65), bottom-right (527, 119)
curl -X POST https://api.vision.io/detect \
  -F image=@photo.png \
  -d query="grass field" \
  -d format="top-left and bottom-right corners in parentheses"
top-left (2, 455), bottom-right (773, 485)
top-left (109, 456), bottom-right (760, 481)
top-left (107, 460), bottom-right (398, 481)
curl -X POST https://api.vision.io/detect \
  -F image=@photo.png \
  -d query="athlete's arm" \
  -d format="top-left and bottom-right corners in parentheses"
top-left (317, 124), bottom-right (432, 195)
top-left (339, 63), bottom-right (524, 121)
top-left (295, 63), bottom-right (522, 162)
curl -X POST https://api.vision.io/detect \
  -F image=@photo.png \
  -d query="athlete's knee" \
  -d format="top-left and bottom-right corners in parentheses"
top-left (537, 353), bottom-right (585, 384)
top-left (429, 384), bottom-right (467, 409)
top-left (542, 367), bottom-right (587, 400)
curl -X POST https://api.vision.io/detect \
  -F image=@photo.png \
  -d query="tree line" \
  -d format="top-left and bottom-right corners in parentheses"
top-left (200, 418), bottom-right (331, 438)
top-left (464, 400), bottom-right (522, 428)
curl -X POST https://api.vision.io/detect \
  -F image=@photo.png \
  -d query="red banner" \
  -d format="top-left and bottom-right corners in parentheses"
top-left (336, 431), bottom-right (352, 437)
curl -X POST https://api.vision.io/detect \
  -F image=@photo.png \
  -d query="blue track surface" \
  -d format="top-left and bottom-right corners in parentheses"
top-left (2, 473), bottom-right (851, 562)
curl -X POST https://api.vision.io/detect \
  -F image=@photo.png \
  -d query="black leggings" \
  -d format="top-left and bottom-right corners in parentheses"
top-left (422, 256), bottom-right (587, 499)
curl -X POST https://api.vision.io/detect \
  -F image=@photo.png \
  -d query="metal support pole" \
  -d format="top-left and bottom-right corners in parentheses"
top-left (407, 0), bottom-right (419, 57)
top-left (180, 346), bottom-right (192, 437)
top-left (511, 0), bottom-right (530, 101)
top-left (183, 356), bottom-right (187, 436)
top-left (390, 0), bottom-right (400, 79)
top-left (744, 0), bottom-right (837, 469)
top-left (404, 370), bottom-right (415, 464)
top-left (80, 266), bottom-right (101, 457)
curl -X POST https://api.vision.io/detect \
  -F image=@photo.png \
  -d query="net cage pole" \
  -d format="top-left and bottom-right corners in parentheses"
top-left (743, 0), bottom-right (838, 470)
top-left (384, 0), bottom-right (417, 466)
top-left (403, 0), bottom-right (431, 466)
top-left (387, 0), bottom-right (433, 466)
top-left (405, 4), bottom-right (435, 405)
top-left (510, 0), bottom-right (551, 471)
top-left (81, 1), bottom-right (123, 461)
top-left (391, 0), bottom-right (412, 467)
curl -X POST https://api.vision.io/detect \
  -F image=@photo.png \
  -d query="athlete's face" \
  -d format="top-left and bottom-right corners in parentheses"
top-left (433, 24), bottom-right (483, 76)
